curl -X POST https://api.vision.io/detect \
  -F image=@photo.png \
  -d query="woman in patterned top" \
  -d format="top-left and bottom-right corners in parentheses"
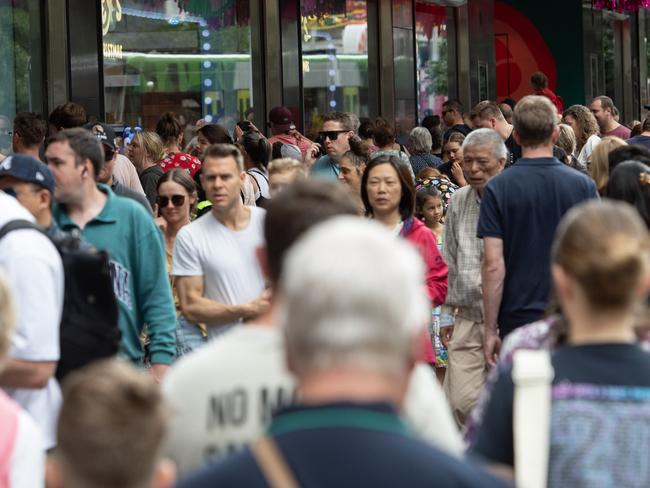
top-left (155, 112), bottom-right (202, 177)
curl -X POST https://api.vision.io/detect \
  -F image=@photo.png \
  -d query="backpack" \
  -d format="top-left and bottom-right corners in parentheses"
top-left (0, 220), bottom-right (121, 382)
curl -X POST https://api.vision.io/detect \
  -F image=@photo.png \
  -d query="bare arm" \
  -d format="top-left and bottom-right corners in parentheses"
top-left (176, 275), bottom-right (269, 325)
top-left (482, 237), bottom-right (505, 367)
top-left (0, 359), bottom-right (56, 389)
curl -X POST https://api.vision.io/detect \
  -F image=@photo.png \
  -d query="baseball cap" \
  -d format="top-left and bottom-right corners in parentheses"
top-left (280, 143), bottom-right (302, 161)
top-left (0, 154), bottom-right (55, 192)
top-left (84, 122), bottom-right (116, 150)
top-left (268, 106), bottom-right (294, 132)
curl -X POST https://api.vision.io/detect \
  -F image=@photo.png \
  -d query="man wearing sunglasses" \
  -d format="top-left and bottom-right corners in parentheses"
top-left (310, 112), bottom-right (359, 181)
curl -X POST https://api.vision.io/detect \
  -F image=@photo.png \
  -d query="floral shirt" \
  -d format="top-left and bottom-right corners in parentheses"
top-left (159, 152), bottom-right (202, 177)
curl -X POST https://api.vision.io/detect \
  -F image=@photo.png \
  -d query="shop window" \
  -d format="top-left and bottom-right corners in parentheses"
top-left (0, 0), bottom-right (44, 158)
top-left (102, 0), bottom-right (253, 135)
top-left (415, 1), bottom-right (449, 122)
top-left (300, 0), bottom-right (369, 139)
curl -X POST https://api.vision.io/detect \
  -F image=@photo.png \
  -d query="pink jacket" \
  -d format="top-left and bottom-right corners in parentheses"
top-left (400, 218), bottom-right (448, 307)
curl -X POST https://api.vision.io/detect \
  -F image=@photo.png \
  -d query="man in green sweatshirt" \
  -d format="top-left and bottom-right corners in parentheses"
top-left (48, 128), bottom-right (175, 381)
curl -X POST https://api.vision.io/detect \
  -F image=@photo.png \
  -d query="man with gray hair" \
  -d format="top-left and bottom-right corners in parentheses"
top-left (408, 127), bottom-right (443, 176)
top-left (478, 96), bottom-right (598, 367)
top-left (309, 112), bottom-right (359, 181)
top-left (179, 217), bottom-right (507, 488)
top-left (441, 129), bottom-right (506, 427)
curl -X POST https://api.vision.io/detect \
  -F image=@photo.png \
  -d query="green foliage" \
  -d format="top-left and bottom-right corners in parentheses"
top-left (424, 35), bottom-right (448, 96)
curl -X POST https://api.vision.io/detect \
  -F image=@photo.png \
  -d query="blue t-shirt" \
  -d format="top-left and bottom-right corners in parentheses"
top-left (178, 403), bottom-right (508, 488)
top-left (625, 135), bottom-right (650, 149)
top-left (311, 155), bottom-right (339, 181)
top-left (477, 157), bottom-right (598, 336)
top-left (471, 343), bottom-right (650, 486)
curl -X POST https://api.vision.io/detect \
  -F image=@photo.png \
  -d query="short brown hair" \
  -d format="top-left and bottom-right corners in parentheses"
top-left (593, 95), bottom-right (615, 113)
top-left (13, 112), bottom-right (47, 147)
top-left (47, 128), bottom-right (104, 179)
top-left (372, 117), bottom-right (395, 147)
top-left (471, 101), bottom-right (505, 122)
top-left (264, 180), bottom-right (357, 284)
top-left (553, 200), bottom-right (649, 310)
top-left (49, 102), bottom-right (87, 129)
top-left (530, 71), bottom-right (548, 90)
top-left (513, 95), bottom-right (556, 148)
top-left (322, 112), bottom-right (359, 132)
top-left (202, 143), bottom-right (244, 171)
top-left (56, 360), bottom-right (169, 488)
top-left (361, 156), bottom-right (415, 220)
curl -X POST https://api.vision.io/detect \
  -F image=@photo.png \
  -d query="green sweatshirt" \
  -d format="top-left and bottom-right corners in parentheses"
top-left (54, 184), bottom-right (176, 365)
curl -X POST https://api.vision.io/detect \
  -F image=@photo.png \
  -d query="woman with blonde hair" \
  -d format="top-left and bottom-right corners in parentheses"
top-left (589, 136), bottom-right (626, 195)
top-left (562, 105), bottom-right (601, 166)
top-left (127, 131), bottom-right (166, 206)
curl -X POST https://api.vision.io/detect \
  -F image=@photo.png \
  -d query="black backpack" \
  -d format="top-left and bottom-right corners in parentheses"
top-left (0, 220), bottom-right (121, 382)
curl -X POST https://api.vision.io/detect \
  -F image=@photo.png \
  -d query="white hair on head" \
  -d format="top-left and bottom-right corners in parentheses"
top-left (462, 128), bottom-right (508, 161)
top-left (280, 216), bottom-right (430, 377)
top-left (409, 127), bottom-right (433, 153)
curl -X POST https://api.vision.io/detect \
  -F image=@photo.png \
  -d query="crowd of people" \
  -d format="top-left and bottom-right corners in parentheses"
top-left (0, 72), bottom-right (649, 487)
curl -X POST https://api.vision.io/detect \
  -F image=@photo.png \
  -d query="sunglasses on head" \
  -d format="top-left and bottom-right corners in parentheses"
top-left (157, 195), bottom-right (186, 207)
top-left (318, 130), bottom-right (347, 141)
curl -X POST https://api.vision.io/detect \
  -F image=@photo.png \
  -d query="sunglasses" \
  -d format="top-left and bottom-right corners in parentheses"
top-left (318, 130), bottom-right (347, 141)
top-left (157, 195), bottom-right (186, 207)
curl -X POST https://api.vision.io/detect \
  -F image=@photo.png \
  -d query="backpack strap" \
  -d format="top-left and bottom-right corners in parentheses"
top-left (0, 220), bottom-right (44, 240)
top-left (251, 437), bottom-right (300, 488)
top-left (512, 349), bottom-right (554, 488)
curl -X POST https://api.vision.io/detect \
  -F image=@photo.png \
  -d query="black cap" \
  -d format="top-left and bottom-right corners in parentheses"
top-left (0, 154), bottom-right (55, 192)
top-left (84, 122), bottom-right (116, 150)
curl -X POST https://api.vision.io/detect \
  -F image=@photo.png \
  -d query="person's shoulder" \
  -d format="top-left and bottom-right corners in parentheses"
top-left (109, 189), bottom-right (152, 218)
top-left (176, 448), bottom-right (263, 488)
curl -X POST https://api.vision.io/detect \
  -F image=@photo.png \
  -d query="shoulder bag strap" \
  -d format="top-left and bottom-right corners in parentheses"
top-left (0, 219), bottom-right (43, 240)
top-left (251, 437), bottom-right (301, 488)
top-left (512, 349), bottom-right (554, 488)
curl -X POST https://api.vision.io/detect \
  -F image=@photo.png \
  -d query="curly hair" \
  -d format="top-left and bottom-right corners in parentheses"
top-left (562, 105), bottom-right (600, 153)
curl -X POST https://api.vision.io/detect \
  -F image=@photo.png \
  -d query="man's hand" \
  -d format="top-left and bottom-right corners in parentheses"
top-left (244, 289), bottom-right (272, 320)
top-left (304, 143), bottom-right (321, 169)
top-left (149, 364), bottom-right (170, 384)
top-left (440, 326), bottom-right (454, 348)
top-left (483, 328), bottom-right (502, 368)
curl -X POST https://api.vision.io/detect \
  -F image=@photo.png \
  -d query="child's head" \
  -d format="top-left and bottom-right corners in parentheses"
top-left (416, 187), bottom-right (444, 228)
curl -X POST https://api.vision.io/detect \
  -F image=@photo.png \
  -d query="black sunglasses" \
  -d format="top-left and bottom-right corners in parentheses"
top-left (318, 130), bottom-right (347, 141)
top-left (157, 195), bottom-right (186, 207)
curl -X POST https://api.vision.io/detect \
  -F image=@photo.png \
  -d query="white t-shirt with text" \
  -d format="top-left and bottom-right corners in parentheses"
top-left (163, 325), bottom-right (463, 477)
top-left (171, 207), bottom-right (266, 339)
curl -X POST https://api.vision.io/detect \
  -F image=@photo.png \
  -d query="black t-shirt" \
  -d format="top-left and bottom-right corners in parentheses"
top-left (476, 157), bottom-right (598, 335)
top-left (504, 132), bottom-right (521, 167)
top-left (140, 165), bottom-right (164, 208)
top-left (443, 124), bottom-right (472, 143)
top-left (471, 343), bottom-right (650, 486)
top-left (437, 161), bottom-right (462, 187)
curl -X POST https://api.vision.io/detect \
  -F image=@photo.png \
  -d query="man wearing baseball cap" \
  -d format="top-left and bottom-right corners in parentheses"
top-left (267, 106), bottom-right (316, 159)
top-left (0, 154), bottom-right (64, 240)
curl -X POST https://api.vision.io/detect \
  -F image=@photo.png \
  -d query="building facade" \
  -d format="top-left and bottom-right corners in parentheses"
top-left (2, 0), bottom-right (649, 144)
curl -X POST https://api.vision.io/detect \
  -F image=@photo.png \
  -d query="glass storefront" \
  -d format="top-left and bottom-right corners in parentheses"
top-left (0, 0), bottom-right (44, 157)
top-left (300, 0), bottom-right (370, 139)
top-left (415, 1), bottom-right (449, 122)
top-left (102, 0), bottom-right (253, 134)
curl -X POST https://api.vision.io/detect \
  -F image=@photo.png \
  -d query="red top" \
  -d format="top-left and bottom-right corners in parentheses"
top-left (535, 87), bottom-right (564, 114)
top-left (159, 152), bottom-right (202, 177)
top-left (400, 217), bottom-right (448, 307)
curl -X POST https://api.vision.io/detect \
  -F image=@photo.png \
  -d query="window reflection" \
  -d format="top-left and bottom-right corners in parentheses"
top-left (301, 1), bottom-right (369, 140)
top-left (416, 1), bottom-right (449, 121)
top-left (102, 0), bottom-right (252, 134)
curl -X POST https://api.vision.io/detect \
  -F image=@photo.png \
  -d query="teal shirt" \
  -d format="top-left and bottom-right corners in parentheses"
top-left (54, 184), bottom-right (176, 365)
top-left (311, 155), bottom-right (340, 181)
